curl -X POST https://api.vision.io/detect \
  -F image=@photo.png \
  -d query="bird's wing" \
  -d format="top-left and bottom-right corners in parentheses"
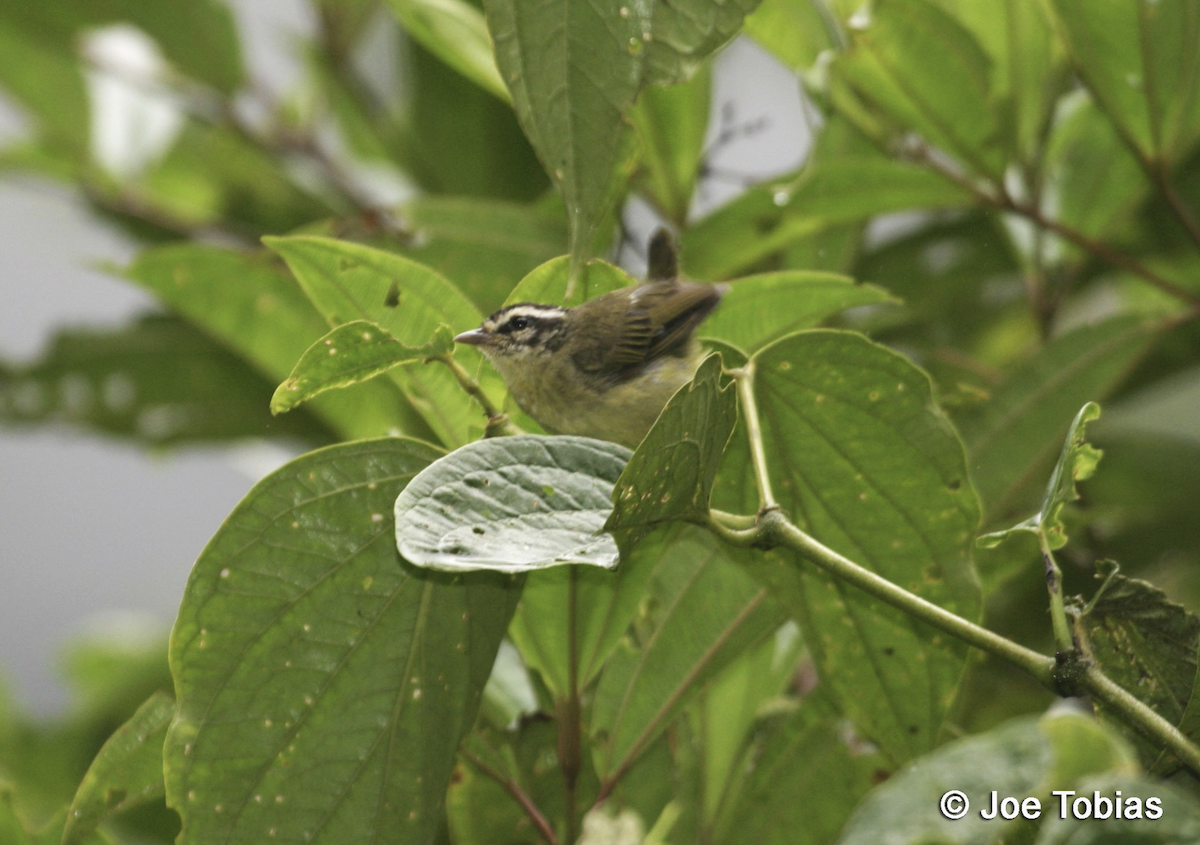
top-left (571, 281), bottom-right (721, 372)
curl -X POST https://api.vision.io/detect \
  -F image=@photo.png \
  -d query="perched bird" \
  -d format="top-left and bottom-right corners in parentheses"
top-left (454, 231), bottom-right (723, 448)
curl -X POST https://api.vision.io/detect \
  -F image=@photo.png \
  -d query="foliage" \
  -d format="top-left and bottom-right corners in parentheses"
top-left (4, 0), bottom-right (1200, 843)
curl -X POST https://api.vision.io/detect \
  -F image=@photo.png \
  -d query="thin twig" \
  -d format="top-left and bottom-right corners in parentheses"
top-left (460, 749), bottom-right (560, 845)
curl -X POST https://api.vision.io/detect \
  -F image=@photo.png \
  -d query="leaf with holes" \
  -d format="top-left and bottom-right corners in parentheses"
top-left (166, 438), bottom-right (521, 845)
top-left (62, 691), bottom-right (175, 845)
top-left (607, 354), bottom-right (736, 546)
top-left (264, 235), bottom-right (492, 447)
top-left (720, 330), bottom-right (981, 765)
top-left (979, 402), bottom-right (1102, 551)
top-left (272, 322), bottom-right (454, 415)
top-left (395, 435), bottom-right (631, 572)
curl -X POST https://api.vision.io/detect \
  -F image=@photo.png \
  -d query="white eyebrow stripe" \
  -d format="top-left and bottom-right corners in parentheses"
top-left (500, 305), bottom-right (567, 321)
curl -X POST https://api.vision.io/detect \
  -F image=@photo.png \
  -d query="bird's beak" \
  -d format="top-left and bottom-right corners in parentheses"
top-left (454, 328), bottom-right (490, 346)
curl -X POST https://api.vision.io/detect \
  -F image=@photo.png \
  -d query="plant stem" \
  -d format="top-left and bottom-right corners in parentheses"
top-left (460, 749), bottom-right (561, 845)
top-left (733, 364), bottom-right (777, 511)
top-left (437, 355), bottom-right (523, 437)
top-left (1039, 534), bottom-right (1076, 655)
top-left (1081, 665), bottom-right (1200, 775)
top-left (559, 568), bottom-right (583, 845)
top-left (908, 142), bottom-right (1200, 309)
top-left (709, 510), bottom-right (1055, 686)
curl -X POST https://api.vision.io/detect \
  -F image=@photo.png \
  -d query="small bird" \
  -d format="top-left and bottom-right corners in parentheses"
top-left (455, 231), bottom-right (723, 448)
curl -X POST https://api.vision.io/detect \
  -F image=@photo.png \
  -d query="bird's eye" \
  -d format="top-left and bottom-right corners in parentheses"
top-left (508, 316), bottom-right (530, 331)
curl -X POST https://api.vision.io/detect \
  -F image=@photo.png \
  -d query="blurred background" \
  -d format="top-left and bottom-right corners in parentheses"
top-left (0, 1), bottom-right (810, 713)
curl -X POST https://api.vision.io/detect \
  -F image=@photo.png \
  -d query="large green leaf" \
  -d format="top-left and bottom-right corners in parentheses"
top-left (591, 527), bottom-right (786, 781)
top-left (392, 195), bottom-right (567, 314)
top-left (836, 712), bottom-right (1137, 845)
top-left (484, 0), bottom-right (762, 272)
top-left (271, 322), bottom-right (454, 415)
top-left (1083, 561), bottom-right (1200, 769)
top-left (630, 64), bottom-right (712, 225)
top-left (0, 15), bottom-right (88, 159)
top-left (1036, 773), bottom-right (1200, 843)
top-left (394, 435), bottom-right (630, 573)
top-left (1051, 0), bottom-right (1200, 164)
top-left (382, 0), bottom-right (509, 100)
top-left (695, 623), bottom-right (805, 828)
top-left (713, 701), bottom-right (884, 845)
top-left (166, 438), bottom-right (522, 845)
top-left (122, 243), bottom-right (424, 442)
top-left (700, 271), bottom-right (895, 354)
top-left (743, 0), bottom-right (834, 72)
top-left (0, 315), bottom-right (331, 446)
top-left (926, 0), bottom-right (1066, 164)
top-left (830, 0), bottom-right (1005, 179)
top-left (958, 317), bottom-right (1161, 523)
top-left (1045, 95), bottom-right (1151, 243)
top-left (61, 692), bottom-right (174, 845)
top-left (607, 355), bottom-right (737, 543)
top-left (682, 157), bottom-right (973, 280)
top-left (264, 235), bottom-right (489, 447)
top-left (736, 330), bottom-right (981, 763)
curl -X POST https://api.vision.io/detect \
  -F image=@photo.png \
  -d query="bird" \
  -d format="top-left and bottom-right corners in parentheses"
top-left (454, 230), bottom-right (723, 448)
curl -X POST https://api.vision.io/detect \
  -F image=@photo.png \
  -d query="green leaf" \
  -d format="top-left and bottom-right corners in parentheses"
top-left (508, 528), bottom-right (662, 695)
top-left (504, 255), bottom-right (633, 308)
top-left (484, 0), bottom-right (763, 273)
top-left (831, 0), bottom-right (1005, 179)
top-left (631, 64), bottom-right (712, 224)
top-left (264, 235), bottom-right (488, 447)
top-left (739, 330), bottom-right (981, 763)
top-left (837, 712), bottom-right (1135, 845)
top-left (134, 122), bottom-right (335, 233)
top-left (1036, 773), bottom-right (1200, 843)
top-left (591, 527), bottom-right (786, 780)
top-left (165, 438), bottom-right (522, 845)
top-left (607, 355), bottom-right (737, 543)
top-left (682, 157), bottom-right (973, 280)
top-left (978, 402), bottom-right (1102, 550)
top-left (1083, 561), bottom-right (1200, 766)
top-left (959, 317), bottom-right (1160, 522)
top-left (382, 0), bottom-right (509, 101)
top-left (743, 0), bottom-right (834, 72)
top-left (0, 17), bottom-right (88, 159)
top-left (391, 195), bottom-right (567, 314)
top-left (395, 435), bottom-right (631, 572)
top-left (1045, 94), bottom-right (1151, 242)
top-left (713, 701), bottom-right (884, 845)
top-left (926, 0), bottom-right (1067, 164)
top-left (272, 322), bottom-right (454, 415)
top-left (483, 0), bottom-right (640, 272)
top-left (700, 271), bottom-right (895, 354)
top-left (0, 315), bottom-right (331, 446)
top-left (405, 42), bottom-right (549, 202)
top-left (61, 692), bottom-right (175, 845)
top-left (1051, 0), bottom-right (1200, 164)
top-left (122, 243), bottom-right (425, 441)
top-left (696, 623), bottom-right (805, 827)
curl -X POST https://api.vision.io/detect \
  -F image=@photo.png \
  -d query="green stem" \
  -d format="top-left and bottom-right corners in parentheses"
top-left (709, 510), bottom-right (1055, 686)
top-left (1039, 533), bottom-right (1075, 656)
top-left (437, 355), bottom-right (523, 437)
top-left (733, 364), bottom-right (777, 510)
top-left (1082, 665), bottom-right (1200, 775)
top-left (460, 749), bottom-right (560, 845)
top-left (558, 568), bottom-right (583, 845)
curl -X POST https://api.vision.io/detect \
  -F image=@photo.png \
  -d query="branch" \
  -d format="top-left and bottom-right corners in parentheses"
top-left (435, 354), bottom-right (523, 437)
top-left (460, 749), bottom-right (560, 845)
